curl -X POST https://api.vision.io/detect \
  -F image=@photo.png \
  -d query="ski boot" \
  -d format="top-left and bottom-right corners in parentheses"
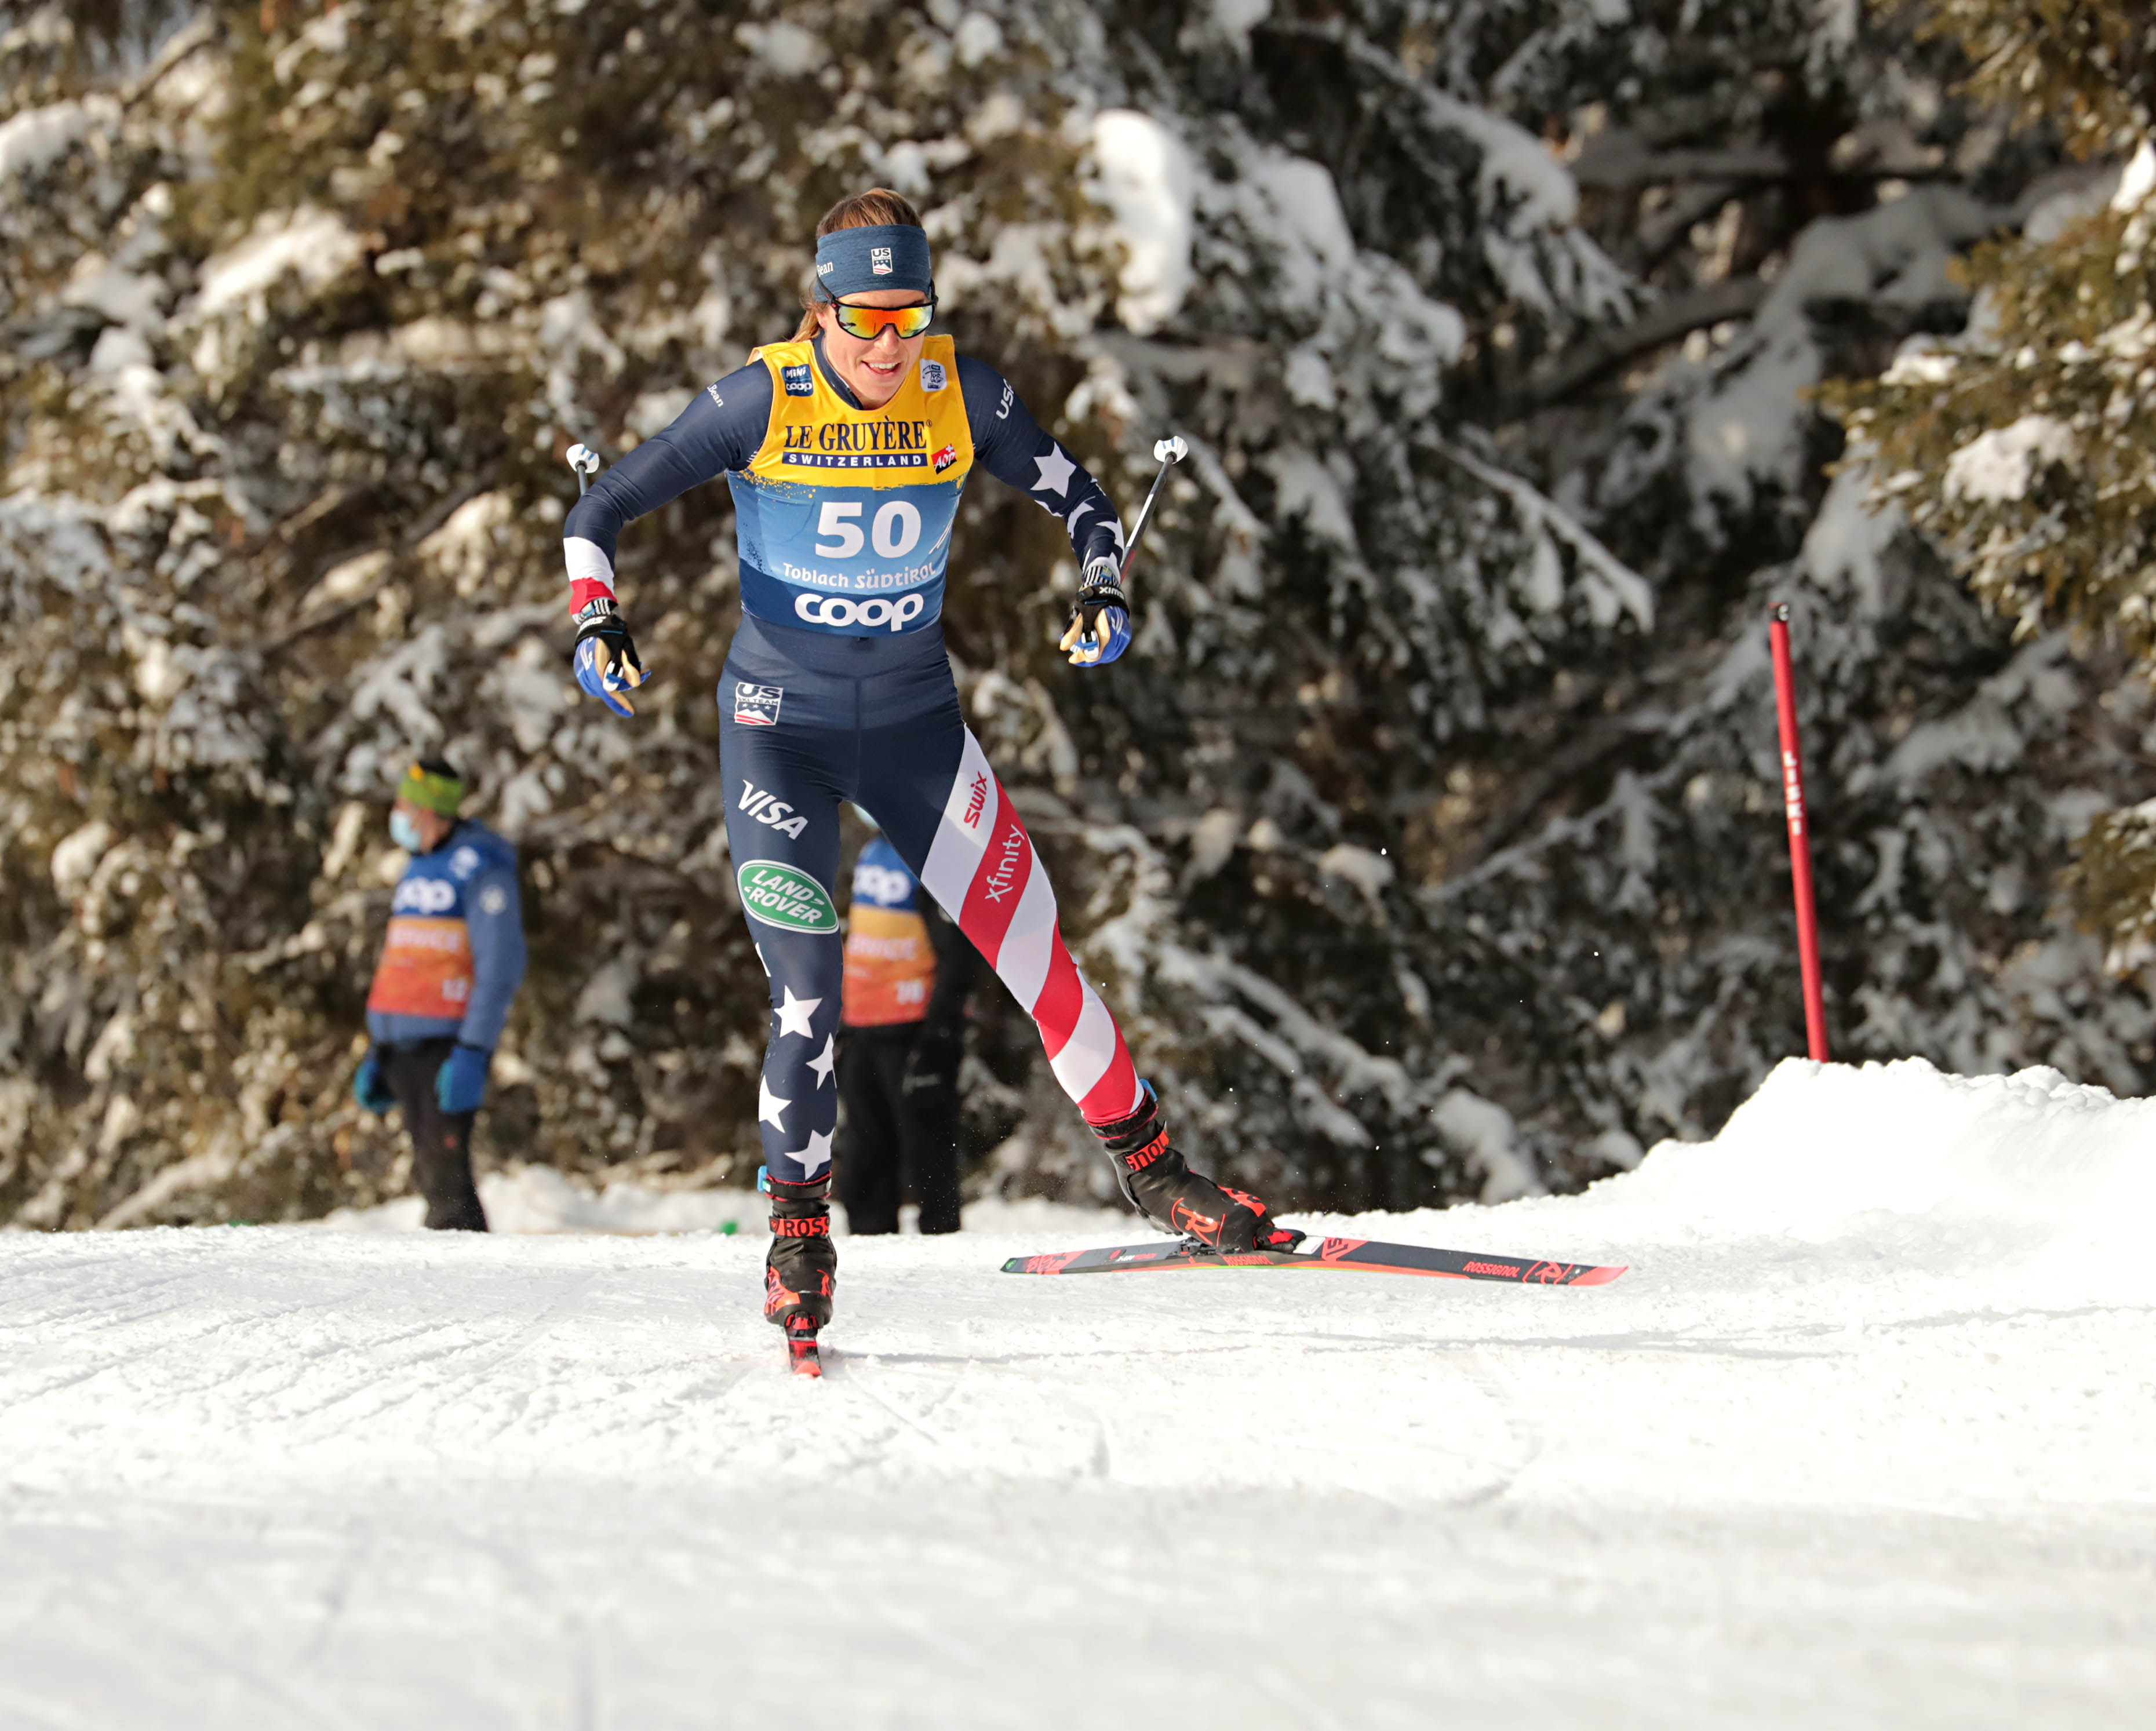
top-left (763, 1172), bottom-right (836, 1356)
top-left (1090, 1083), bottom-right (1301, 1253)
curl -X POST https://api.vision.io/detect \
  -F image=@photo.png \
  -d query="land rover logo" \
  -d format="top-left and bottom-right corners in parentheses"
top-left (735, 861), bottom-right (838, 934)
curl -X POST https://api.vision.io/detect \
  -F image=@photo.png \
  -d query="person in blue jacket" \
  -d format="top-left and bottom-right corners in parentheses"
top-left (351, 759), bottom-right (527, 1231)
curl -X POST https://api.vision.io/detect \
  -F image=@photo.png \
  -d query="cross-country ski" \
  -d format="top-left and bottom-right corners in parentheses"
top-left (1002, 1235), bottom-right (1626, 1285)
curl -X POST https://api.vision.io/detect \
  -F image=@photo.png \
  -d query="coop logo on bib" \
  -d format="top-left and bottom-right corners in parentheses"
top-left (782, 364), bottom-right (814, 397)
top-left (737, 861), bottom-right (839, 934)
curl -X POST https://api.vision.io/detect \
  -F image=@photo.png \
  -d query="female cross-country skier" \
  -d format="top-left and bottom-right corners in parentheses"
top-left (561, 189), bottom-right (1298, 1351)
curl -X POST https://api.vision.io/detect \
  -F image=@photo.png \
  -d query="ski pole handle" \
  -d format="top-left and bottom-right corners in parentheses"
top-left (1118, 434), bottom-right (1188, 582)
top-left (566, 442), bottom-right (601, 498)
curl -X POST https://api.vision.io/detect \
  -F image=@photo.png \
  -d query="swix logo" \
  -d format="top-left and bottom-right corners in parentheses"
top-left (932, 443), bottom-right (957, 473)
top-left (962, 772), bottom-right (988, 829)
top-left (392, 877), bottom-right (457, 914)
top-left (739, 783), bottom-right (810, 840)
top-left (980, 826), bottom-right (1026, 903)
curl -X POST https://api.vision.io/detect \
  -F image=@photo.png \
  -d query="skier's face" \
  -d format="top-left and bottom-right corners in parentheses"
top-left (817, 290), bottom-right (931, 410)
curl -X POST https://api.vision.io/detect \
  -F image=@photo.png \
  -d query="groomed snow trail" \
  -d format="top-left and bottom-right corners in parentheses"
top-left (2, 1058), bottom-right (2153, 1728)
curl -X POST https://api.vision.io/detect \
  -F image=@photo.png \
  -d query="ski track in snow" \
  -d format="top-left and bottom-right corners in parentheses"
top-left (2, 1059), bottom-right (2154, 1727)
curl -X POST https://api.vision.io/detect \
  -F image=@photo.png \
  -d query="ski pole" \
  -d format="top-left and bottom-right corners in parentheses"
top-left (1769, 603), bottom-right (1829, 1062)
top-left (1119, 435), bottom-right (1188, 581)
top-left (566, 442), bottom-right (600, 497)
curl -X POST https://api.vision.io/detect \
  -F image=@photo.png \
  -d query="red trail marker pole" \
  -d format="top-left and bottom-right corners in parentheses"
top-left (1769, 603), bottom-right (1829, 1061)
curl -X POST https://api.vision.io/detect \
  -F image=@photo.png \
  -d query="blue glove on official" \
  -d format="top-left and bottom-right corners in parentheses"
top-left (435, 1043), bottom-right (491, 1114)
top-left (573, 598), bottom-right (651, 717)
top-left (354, 1048), bottom-right (396, 1116)
top-left (1058, 556), bottom-right (1131, 667)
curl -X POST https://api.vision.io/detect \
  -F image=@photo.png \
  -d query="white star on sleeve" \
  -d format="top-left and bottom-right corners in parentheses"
top-left (808, 1033), bottom-right (837, 1087)
top-left (789, 1127), bottom-right (834, 1179)
top-left (774, 987), bottom-right (822, 1040)
top-left (758, 1076), bottom-right (792, 1129)
top-left (1032, 444), bottom-right (1076, 497)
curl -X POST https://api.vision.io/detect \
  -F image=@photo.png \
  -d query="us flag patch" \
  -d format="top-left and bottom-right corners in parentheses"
top-left (733, 683), bottom-right (784, 726)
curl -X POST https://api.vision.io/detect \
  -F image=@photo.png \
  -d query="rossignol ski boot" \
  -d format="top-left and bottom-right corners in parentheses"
top-left (1090, 1083), bottom-right (1301, 1253)
top-left (763, 1172), bottom-right (836, 1335)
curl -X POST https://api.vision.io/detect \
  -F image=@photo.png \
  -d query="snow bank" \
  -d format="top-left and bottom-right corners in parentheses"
top-left (4, 1059), bottom-right (2155, 1723)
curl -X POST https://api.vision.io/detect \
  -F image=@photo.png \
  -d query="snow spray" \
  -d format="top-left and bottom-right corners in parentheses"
top-left (1769, 604), bottom-right (1829, 1061)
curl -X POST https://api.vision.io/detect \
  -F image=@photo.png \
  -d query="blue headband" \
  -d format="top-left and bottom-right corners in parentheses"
top-left (813, 223), bottom-right (934, 301)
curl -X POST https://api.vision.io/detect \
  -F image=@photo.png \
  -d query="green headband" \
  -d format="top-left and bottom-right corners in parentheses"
top-left (399, 761), bottom-right (464, 816)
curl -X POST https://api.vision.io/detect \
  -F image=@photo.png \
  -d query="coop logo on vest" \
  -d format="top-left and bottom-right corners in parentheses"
top-left (736, 861), bottom-right (839, 934)
top-left (392, 877), bottom-right (457, 915)
top-left (782, 364), bottom-right (814, 397)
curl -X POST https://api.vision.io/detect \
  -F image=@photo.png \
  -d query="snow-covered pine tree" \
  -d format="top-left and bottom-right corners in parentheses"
top-left (2, 1), bottom-right (2150, 1231)
top-left (1823, 1), bottom-right (2156, 979)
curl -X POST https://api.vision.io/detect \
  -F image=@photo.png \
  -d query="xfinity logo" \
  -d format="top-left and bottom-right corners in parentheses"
top-left (740, 783), bottom-right (809, 840)
top-left (981, 826), bottom-right (1026, 903)
top-left (392, 877), bottom-right (457, 914)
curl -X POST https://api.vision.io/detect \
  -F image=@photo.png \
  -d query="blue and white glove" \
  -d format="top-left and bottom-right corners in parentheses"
top-left (573, 598), bottom-right (651, 717)
top-left (435, 1043), bottom-right (491, 1114)
top-left (354, 1048), bottom-right (396, 1116)
top-left (1058, 556), bottom-right (1131, 668)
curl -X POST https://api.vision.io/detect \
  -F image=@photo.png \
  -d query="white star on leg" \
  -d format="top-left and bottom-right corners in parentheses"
top-left (807, 1033), bottom-right (837, 1087)
top-left (758, 1076), bottom-right (791, 1129)
top-left (774, 987), bottom-right (822, 1040)
top-left (1032, 444), bottom-right (1076, 497)
top-left (788, 1127), bottom-right (833, 1179)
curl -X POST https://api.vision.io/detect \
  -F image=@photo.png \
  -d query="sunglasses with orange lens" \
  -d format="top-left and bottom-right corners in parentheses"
top-left (830, 300), bottom-right (935, 341)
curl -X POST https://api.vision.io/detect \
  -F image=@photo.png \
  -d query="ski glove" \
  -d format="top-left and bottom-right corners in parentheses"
top-left (573, 598), bottom-right (651, 718)
top-left (354, 1048), bottom-right (396, 1116)
top-left (435, 1043), bottom-right (491, 1114)
top-left (1058, 556), bottom-right (1131, 668)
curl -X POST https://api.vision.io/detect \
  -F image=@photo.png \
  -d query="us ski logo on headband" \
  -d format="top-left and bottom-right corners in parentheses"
top-left (733, 683), bottom-right (784, 726)
top-left (871, 246), bottom-right (893, 275)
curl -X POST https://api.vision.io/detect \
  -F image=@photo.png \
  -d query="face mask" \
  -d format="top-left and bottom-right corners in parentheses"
top-left (389, 811), bottom-right (425, 853)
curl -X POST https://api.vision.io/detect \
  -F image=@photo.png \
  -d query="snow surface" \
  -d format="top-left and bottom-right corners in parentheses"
top-left (3, 1058), bottom-right (2154, 1727)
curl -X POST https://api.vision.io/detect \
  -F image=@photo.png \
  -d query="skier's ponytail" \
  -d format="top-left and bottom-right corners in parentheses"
top-left (793, 188), bottom-right (928, 340)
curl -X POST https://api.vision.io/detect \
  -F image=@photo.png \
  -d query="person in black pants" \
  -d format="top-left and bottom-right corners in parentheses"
top-left (835, 831), bottom-right (977, 1234)
top-left (351, 759), bottom-right (527, 1231)
top-left (375, 1038), bottom-right (487, 1232)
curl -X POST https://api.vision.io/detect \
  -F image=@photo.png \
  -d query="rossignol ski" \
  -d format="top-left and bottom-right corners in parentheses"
top-left (1001, 1234), bottom-right (1626, 1286)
